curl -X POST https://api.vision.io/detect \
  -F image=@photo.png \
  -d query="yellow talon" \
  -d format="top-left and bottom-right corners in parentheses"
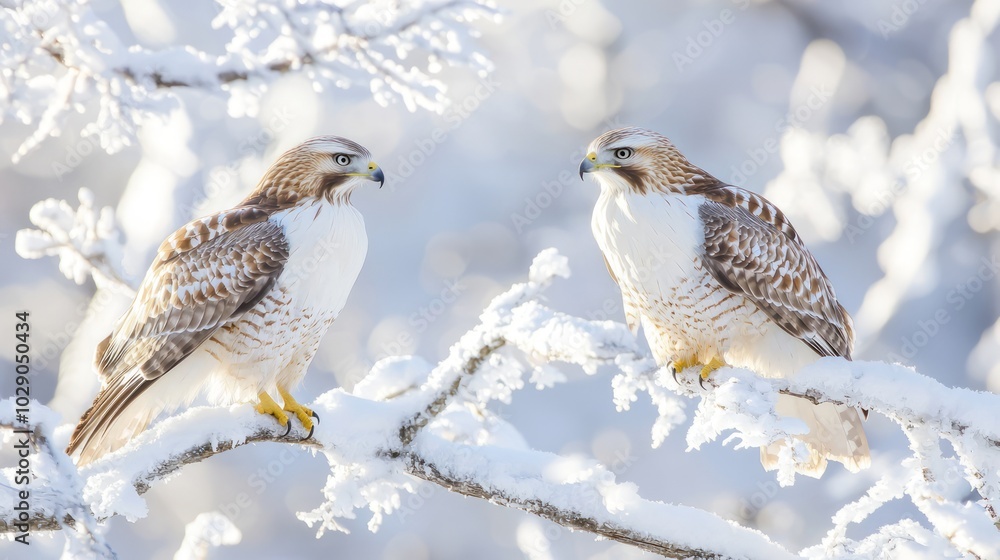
top-left (279, 387), bottom-right (314, 431)
top-left (255, 392), bottom-right (289, 426)
top-left (672, 357), bottom-right (696, 372)
top-left (700, 357), bottom-right (726, 379)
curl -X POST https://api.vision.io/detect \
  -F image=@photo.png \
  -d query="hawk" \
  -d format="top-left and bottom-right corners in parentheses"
top-left (579, 127), bottom-right (869, 477)
top-left (67, 136), bottom-right (384, 465)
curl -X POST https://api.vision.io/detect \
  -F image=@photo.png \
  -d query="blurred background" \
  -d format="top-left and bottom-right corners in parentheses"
top-left (2, 0), bottom-right (1000, 557)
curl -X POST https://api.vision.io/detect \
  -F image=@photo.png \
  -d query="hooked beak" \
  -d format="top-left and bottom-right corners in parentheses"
top-left (368, 163), bottom-right (384, 188)
top-left (579, 152), bottom-right (598, 180)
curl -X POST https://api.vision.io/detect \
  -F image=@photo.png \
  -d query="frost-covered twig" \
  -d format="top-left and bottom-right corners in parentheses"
top-left (0, 0), bottom-right (499, 159)
top-left (172, 512), bottom-right (241, 560)
top-left (14, 188), bottom-right (131, 293)
top-left (396, 248), bottom-right (570, 446)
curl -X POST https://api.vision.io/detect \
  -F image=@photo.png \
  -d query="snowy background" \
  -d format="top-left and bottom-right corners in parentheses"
top-left (3, 0), bottom-right (1000, 558)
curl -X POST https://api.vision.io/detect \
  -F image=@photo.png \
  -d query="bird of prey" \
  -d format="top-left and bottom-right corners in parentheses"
top-left (67, 136), bottom-right (384, 465)
top-left (579, 127), bottom-right (869, 477)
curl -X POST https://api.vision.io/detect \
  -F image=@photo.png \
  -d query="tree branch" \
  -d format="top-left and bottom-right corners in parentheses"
top-left (397, 336), bottom-right (506, 446)
top-left (13, 236), bottom-right (1000, 558)
top-left (3, 405), bottom-right (792, 560)
top-left (0, 252), bottom-right (794, 559)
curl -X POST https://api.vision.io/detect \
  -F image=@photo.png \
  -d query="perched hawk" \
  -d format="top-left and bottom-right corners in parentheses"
top-left (68, 137), bottom-right (384, 465)
top-left (580, 127), bottom-right (869, 477)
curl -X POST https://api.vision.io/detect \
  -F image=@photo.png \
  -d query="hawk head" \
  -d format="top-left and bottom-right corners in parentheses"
top-left (579, 127), bottom-right (716, 195)
top-left (249, 136), bottom-right (384, 206)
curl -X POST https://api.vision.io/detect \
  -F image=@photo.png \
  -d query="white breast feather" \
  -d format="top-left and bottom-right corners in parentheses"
top-left (275, 201), bottom-right (368, 313)
top-left (591, 189), bottom-right (706, 295)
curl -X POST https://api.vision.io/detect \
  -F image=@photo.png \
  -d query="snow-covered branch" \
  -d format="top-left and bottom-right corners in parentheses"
top-left (0, 0), bottom-right (499, 160)
top-left (13, 204), bottom-right (1000, 558)
top-left (3, 402), bottom-right (793, 559)
top-left (3, 249), bottom-right (796, 559)
top-left (15, 188), bottom-right (131, 292)
top-left (686, 365), bottom-right (1000, 558)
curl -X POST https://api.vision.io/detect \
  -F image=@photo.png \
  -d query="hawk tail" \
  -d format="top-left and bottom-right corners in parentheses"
top-left (67, 372), bottom-right (160, 466)
top-left (760, 395), bottom-right (871, 478)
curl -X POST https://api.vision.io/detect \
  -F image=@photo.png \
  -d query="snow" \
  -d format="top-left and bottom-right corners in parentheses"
top-left (352, 355), bottom-right (434, 401)
top-left (0, 399), bottom-right (115, 559)
top-left (5, 0), bottom-right (1000, 557)
top-left (0, 0), bottom-right (499, 160)
top-left (12, 245), bottom-right (1000, 558)
top-left (15, 189), bottom-right (125, 289)
top-left (412, 433), bottom-right (797, 560)
top-left (7, 243), bottom-right (1000, 558)
top-left (1, 249), bottom-right (791, 558)
top-left (173, 512), bottom-right (241, 560)
top-left (610, 355), bottom-right (686, 448)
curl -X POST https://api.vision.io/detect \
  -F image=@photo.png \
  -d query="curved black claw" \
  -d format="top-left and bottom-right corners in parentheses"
top-left (671, 365), bottom-right (680, 385)
top-left (311, 410), bottom-right (320, 425)
top-left (698, 375), bottom-right (708, 390)
top-left (304, 423), bottom-right (316, 440)
top-left (280, 420), bottom-right (292, 438)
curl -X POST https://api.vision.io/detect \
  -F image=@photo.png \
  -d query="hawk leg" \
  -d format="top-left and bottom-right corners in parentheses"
top-left (700, 356), bottom-right (725, 380)
top-left (279, 387), bottom-right (318, 438)
top-left (255, 392), bottom-right (292, 436)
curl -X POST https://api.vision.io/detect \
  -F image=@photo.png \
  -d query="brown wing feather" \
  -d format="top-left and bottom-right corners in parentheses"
top-left (97, 211), bottom-right (289, 381)
top-left (698, 197), bottom-right (854, 359)
top-left (69, 211), bottom-right (289, 462)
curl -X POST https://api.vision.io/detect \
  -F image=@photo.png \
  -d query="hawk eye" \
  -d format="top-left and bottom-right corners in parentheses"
top-left (333, 154), bottom-right (352, 166)
top-left (614, 148), bottom-right (634, 160)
